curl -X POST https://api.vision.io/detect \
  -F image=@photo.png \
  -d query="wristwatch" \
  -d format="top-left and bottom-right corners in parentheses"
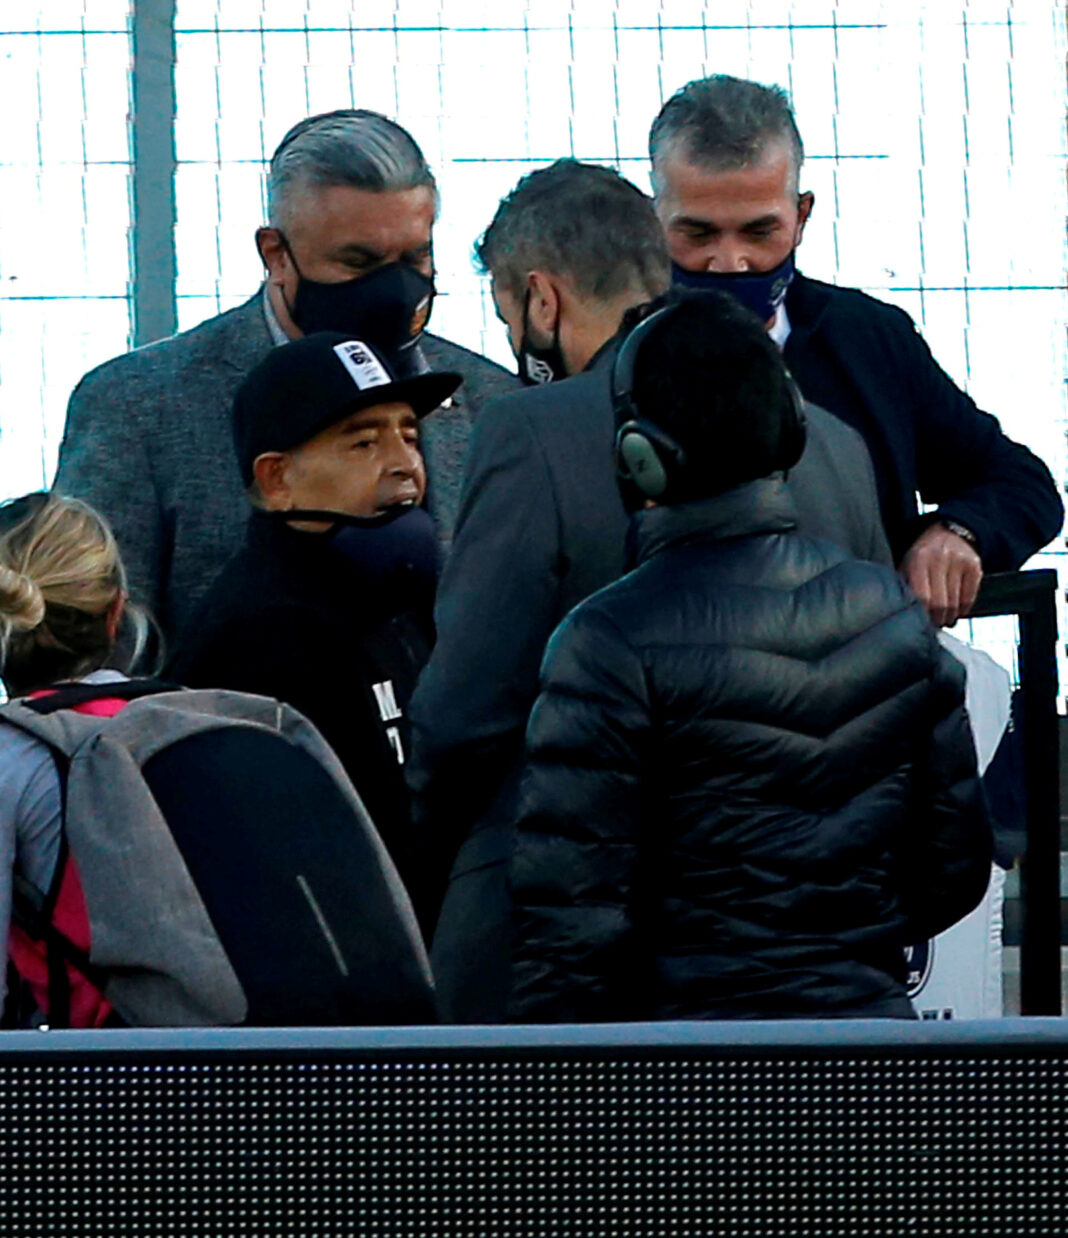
top-left (940, 519), bottom-right (979, 551)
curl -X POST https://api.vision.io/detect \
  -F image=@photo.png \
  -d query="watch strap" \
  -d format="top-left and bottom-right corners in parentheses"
top-left (940, 518), bottom-right (979, 551)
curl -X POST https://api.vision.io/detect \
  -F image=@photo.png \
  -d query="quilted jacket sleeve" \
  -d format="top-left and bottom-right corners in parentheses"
top-left (508, 602), bottom-right (652, 1023)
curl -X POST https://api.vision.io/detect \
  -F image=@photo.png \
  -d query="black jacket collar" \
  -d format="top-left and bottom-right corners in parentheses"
top-left (632, 478), bottom-right (799, 566)
top-left (784, 270), bottom-right (835, 339)
top-left (246, 507), bottom-right (338, 562)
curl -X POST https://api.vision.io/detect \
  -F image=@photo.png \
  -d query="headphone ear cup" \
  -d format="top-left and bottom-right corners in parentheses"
top-left (615, 418), bottom-right (689, 502)
top-left (616, 423), bottom-right (670, 499)
top-left (779, 376), bottom-right (807, 471)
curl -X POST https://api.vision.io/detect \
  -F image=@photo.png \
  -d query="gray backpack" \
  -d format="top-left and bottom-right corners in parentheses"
top-left (2, 679), bottom-right (434, 1028)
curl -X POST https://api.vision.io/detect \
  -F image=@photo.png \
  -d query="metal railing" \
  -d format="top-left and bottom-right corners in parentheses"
top-left (970, 569), bottom-right (1061, 1014)
top-left (1, 1020), bottom-right (1066, 1237)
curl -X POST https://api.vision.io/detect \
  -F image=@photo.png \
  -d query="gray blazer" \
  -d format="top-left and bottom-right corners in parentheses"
top-left (410, 346), bottom-right (891, 846)
top-left (53, 292), bottom-right (516, 643)
top-left (407, 346), bottom-right (892, 1021)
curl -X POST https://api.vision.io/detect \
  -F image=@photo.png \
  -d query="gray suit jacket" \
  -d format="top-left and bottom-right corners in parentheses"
top-left (407, 346), bottom-right (891, 1020)
top-left (410, 347), bottom-right (891, 847)
top-left (53, 292), bottom-right (516, 643)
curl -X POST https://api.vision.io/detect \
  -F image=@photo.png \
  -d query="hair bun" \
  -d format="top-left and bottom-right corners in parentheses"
top-left (0, 563), bottom-right (46, 632)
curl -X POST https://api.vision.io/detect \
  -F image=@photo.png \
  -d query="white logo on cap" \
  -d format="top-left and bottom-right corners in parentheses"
top-left (333, 340), bottom-right (391, 390)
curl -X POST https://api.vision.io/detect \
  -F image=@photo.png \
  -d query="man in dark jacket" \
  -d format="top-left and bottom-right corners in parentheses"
top-left (650, 74), bottom-right (1063, 627)
top-left (510, 294), bottom-right (993, 1022)
top-left (170, 332), bottom-right (460, 921)
top-left (408, 160), bottom-right (893, 1021)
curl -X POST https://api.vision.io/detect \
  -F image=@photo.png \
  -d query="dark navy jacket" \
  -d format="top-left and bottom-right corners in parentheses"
top-left (783, 273), bottom-right (1063, 567)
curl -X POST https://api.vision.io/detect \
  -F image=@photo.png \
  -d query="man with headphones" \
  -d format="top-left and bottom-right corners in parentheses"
top-left (408, 160), bottom-right (892, 1022)
top-left (509, 293), bottom-right (992, 1023)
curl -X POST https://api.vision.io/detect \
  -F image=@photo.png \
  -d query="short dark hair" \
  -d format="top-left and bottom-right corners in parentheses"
top-left (268, 109), bottom-right (436, 228)
top-left (649, 76), bottom-right (804, 194)
top-left (475, 159), bottom-right (670, 301)
top-left (627, 291), bottom-right (798, 500)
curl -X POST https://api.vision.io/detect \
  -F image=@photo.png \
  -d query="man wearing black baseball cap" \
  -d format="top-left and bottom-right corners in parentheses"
top-left (170, 332), bottom-right (461, 917)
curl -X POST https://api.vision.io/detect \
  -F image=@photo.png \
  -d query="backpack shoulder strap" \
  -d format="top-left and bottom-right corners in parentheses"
top-left (1, 698), bottom-right (110, 760)
top-left (24, 678), bottom-right (179, 714)
top-left (0, 679), bottom-right (178, 758)
top-left (10, 872), bottom-right (110, 991)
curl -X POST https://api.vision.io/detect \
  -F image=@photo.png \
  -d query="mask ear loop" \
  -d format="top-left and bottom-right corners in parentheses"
top-left (518, 286), bottom-right (564, 385)
top-left (518, 288), bottom-right (540, 384)
top-left (260, 507), bottom-right (412, 530)
top-left (523, 286), bottom-right (563, 349)
top-left (268, 231), bottom-right (304, 324)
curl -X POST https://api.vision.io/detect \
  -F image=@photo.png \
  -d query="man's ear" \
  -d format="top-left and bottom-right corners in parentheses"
top-left (525, 269), bottom-right (562, 338)
top-left (256, 227), bottom-right (288, 279)
top-left (252, 452), bottom-right (292, 509)
top-left (795, 191), bottom-right (815, 245)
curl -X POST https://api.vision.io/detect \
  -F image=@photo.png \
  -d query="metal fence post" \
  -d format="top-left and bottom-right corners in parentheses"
top-left (130, 0), bottom-right (177, 348)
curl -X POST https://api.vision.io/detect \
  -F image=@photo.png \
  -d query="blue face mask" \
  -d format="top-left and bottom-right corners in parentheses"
top-left (671, 251), bottom-right (796, 325)
top-left (269, 504), bottom-right (440, 611)
top-left (326, 504), bottom-right (439, 586)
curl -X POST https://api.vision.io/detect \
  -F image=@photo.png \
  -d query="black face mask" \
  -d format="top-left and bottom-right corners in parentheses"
top-left (517, 289), bottom-right (568, 386)
top-left (280, 241), bottom-right (435, 350)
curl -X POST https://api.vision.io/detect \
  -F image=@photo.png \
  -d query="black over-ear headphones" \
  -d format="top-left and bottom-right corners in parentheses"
top-left (611, 301), bottom-right (808, 503)
top-left (776, 374), bottom-right (808, 473)
top-left (612, 304), bottom-right (690, 503)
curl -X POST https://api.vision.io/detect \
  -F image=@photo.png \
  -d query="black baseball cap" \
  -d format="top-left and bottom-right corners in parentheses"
top-left (233, 332), bottom-right (462, 485)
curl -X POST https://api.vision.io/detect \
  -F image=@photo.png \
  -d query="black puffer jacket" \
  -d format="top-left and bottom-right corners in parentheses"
top-left (510, 480), bottom-right (992, 1022)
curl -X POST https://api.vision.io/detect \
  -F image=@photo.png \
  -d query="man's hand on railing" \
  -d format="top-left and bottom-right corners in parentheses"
top-left (900, 522), bottom-right (983, 627)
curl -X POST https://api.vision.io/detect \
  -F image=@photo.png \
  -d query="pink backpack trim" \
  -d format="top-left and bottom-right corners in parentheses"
top-left (7, 690), bottom-right (125, 1026)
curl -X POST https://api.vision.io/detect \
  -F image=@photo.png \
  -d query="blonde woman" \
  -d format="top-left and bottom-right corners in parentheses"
top-left (0, 492), bottom-right (145, 1025)
top-left (0, 491), bottom-right (436, 1030)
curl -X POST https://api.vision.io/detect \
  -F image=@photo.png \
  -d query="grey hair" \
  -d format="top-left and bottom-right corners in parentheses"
top-left (268, 109), bottom-right (436, 228)
top-left (649, 76), bottom-right (805, 195)
top-left (475, 159), bottom-right (670, 302)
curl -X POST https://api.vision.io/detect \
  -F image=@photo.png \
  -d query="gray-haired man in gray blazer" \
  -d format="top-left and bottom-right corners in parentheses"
top-left (54, 109), bottom-right (516, 645)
